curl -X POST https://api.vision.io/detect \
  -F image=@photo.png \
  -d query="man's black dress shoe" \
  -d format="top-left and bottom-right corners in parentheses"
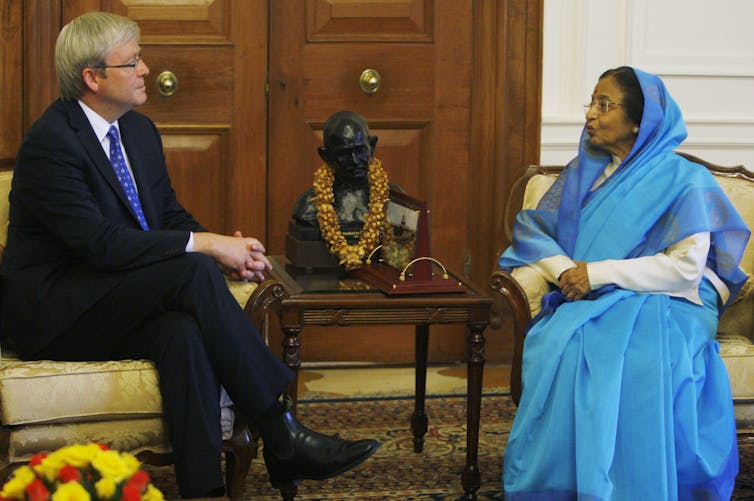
top-left (258, 404), bottom-right (381, 489)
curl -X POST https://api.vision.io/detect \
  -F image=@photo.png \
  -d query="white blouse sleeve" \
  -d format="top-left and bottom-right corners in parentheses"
top-left (587, 232), bottom-right (710, 304)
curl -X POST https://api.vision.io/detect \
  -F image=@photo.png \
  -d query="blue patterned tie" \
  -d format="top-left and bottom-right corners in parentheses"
top-left (107, 126), bottom-right (149, 230)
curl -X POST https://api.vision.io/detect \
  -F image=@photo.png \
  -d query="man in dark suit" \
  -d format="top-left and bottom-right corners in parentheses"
top-left (0, 11), bottom-right (379, 498)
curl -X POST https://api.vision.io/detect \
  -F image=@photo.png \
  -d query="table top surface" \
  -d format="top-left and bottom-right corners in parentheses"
top-left (266, 255), bottom-right (491, 304)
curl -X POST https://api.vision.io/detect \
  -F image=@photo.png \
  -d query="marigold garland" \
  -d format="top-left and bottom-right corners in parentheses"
top-left (312, 158), bottom-right (389, 270)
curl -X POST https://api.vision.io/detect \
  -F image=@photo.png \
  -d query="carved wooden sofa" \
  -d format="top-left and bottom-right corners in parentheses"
top-left (490, 153), bottom-right (754, 442)
top-left (0, 169), bottom-right (281, 499)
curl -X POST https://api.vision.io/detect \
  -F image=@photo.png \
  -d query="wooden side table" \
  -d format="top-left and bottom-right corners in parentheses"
top-left (248, 256), bottom-right (492, 501)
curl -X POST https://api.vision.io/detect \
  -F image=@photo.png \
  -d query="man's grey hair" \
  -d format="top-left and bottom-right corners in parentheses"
top-left (55, 11), bottom-right (140, 101)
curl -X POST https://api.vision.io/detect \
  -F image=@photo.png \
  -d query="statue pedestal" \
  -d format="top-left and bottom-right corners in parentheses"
top-left (284, 221), bottom-right (342, 273)
top-left (284, 233), bottom-right (341, 270)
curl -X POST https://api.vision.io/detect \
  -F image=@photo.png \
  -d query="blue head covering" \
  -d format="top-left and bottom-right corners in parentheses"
top-left (500, 67), bottom-right (750, 305)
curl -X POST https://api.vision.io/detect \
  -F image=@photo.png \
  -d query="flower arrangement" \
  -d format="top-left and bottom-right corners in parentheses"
top-left (312, 158), bottom-right (389, 270)
top-left (0, 443), bottom-right (164, 501)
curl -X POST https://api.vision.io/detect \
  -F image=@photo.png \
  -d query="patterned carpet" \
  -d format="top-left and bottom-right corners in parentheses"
top-left (146, 394), bottom-right (754, 500)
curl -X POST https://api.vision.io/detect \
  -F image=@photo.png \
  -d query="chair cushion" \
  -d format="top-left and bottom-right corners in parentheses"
top-left (0, 354), bottom-right (234, 433)
top-left (718, 333), bottom-right (754, 401)
top-left (0, 169), bottom-right (12, 250)
top-left (0, 356), bottom-right (162, 426)
top-left (521, 173), bottom-right (557, 211)
top-left (5, 418), bottom-right (170, 465)
top-left (718, 275), bottom-right (754, 342)
top-left (227, 279), bottom-right (259, 308)
top-left (716, 175), bottom-right (754, 276)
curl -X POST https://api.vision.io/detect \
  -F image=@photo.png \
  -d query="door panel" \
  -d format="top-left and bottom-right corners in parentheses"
top-left (308, 0), bottom-right (432, 41)
top-left (63, 0), bottom-right (267, 237)
top-left (137, 47), bottom-right (234, 123)
top-left (160, 129), bottom-right (229, 232)
top-left (269, 0), bottom-right (471, 363)
top-left (303, 45), bottom-right (435, 119)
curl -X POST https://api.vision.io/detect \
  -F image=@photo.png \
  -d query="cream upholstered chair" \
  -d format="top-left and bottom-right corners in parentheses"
top-left (489, 153), bottom-right (754, 442)
top-left (0, 169), bottom-right (276, 499)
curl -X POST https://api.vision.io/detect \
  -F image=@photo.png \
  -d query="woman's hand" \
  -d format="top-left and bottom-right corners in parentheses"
top-left (558, 261), bottom-right (591, 301)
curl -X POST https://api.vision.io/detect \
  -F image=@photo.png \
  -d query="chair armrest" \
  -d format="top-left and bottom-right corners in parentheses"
top-left (240, 279), bottom-right (289, 347)
top-left (489, 270), bottom-right (533, 405)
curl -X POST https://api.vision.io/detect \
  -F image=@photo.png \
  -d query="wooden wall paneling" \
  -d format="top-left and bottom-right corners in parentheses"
top-left (429, 0), bottom-right (472, 274)
top-left (138, 46), bottom-right (234, 122)
top-left (161, 127), bottom-right (230, 233)
top-left (308, 0), bottom-right (432, 42)
top-left (468, 0), bottom-right (543, 364)
top-left (1, 0), bottom-right (23, 168)
top-left (228, 0), bottom-right (268, 237)
top-left (23, 1), bottom-right (61, 131)
top-left (111, 0), bottom-right (229, 42)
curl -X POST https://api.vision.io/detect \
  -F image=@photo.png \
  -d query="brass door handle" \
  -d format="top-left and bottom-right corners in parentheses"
top-left (359, 69), bottom-right (381, 95)
top-left (157, 71), bottom-right (178, 97)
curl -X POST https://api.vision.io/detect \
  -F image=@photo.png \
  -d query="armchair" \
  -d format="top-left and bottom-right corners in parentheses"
top-left (0, 169), bottom-right (278, 499)
top-left (490, 153), bottom-right (754, 441)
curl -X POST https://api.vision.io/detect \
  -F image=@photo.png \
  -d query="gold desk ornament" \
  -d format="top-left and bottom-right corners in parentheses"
top-left (352, 189), bottom-right (465, 295)
top-left (399, 257), bottom-right (449, 281)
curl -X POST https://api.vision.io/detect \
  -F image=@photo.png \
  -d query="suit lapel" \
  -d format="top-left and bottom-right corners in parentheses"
top-left (67, 103), bottom-right (131, 207)
top-left (66, 102), bottom-right (151, 229)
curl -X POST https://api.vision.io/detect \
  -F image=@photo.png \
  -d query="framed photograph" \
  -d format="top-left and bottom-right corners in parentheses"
top-left (381, 192), bottom-right (422, 270)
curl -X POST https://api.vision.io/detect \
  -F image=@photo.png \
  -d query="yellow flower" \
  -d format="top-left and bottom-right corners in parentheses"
top-left (0, 466), bottom-right (36, 499)
top-left (91, 450), bottom-right (129, 483)
top-left (56, 444), bottom-right (102, 469)
top-left (121, 452), bottom-right (141, 478)
top-left (36, 453), bottom-right (67, 483)
top-left (142, 484), bottom-right (165, 501)
top-left (94, 477), bottom-right (116, 499)
top-left (51, 481), bottom-right (91, 501)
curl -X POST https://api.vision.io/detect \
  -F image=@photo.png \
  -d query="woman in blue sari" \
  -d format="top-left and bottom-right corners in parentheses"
top-left (500, 67), bottom-right (750, 500)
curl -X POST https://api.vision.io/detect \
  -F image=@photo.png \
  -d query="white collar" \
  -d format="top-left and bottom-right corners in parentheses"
top-left (77, 100), bottom-right (120, 143)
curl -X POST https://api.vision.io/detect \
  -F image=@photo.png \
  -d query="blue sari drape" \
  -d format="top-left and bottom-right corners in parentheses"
top-left (500, 68), bottom-right (750, 500)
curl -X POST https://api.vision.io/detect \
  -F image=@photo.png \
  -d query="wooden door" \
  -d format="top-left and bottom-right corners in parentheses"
top-left (268, 1), bottom-right (473, 363)
top-left (60, 0), bottom-right (268, 237)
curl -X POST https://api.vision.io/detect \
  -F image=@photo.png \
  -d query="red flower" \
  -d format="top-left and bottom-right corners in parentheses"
top-left (29, 453), bottom-right (48, 467)
top-left (96, 443), bottom-right (109, 451)
top-left (57, 465), bottom-right (81, 483)
top-left (122, 485), bottom-right (141, 501)
top-left (125, 470), bottom-right (150, 493)
top-left (25, 479), bottom-right (49, 501)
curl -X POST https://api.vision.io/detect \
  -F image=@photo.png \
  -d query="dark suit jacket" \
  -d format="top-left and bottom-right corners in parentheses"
top-left (0, 99), bottom-right (205, 357)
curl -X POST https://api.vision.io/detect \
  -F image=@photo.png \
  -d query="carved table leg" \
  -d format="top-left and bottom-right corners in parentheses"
top-left (461, 322), bottom-right (486, 500)
top-left (277, 325), bottom-right (301, 501)
top-left (281, 325), bottom-right (301, 414)
top-left (411, 324), bottom-right (430, 453)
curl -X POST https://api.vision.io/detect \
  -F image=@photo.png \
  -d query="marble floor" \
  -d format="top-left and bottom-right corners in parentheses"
top-left (296, 363), bottom-right (510, 400)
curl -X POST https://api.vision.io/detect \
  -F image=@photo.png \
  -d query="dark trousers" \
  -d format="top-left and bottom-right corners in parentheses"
top-left (34, 253), bottom-right (293, 497)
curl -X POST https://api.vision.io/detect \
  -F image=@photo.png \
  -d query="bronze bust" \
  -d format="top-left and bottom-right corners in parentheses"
top-left (291, 110), bottom-right (379, 242)
top-left (286, 111), bottom-right (391, 271)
